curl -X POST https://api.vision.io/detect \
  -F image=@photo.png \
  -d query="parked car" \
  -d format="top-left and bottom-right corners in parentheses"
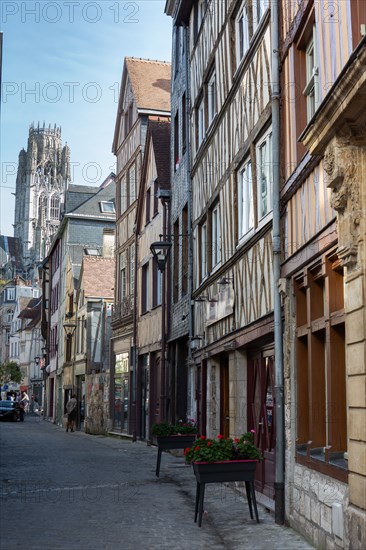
top-left (0, 400), bottom-right (22, 422)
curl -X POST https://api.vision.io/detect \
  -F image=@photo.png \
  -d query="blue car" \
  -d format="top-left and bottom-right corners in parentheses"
top-left (0, 400), bottom-right (22, 422)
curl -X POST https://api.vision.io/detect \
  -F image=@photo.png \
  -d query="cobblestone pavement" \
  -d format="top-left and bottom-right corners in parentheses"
top-left (0, 416), bottom-right (315, 550)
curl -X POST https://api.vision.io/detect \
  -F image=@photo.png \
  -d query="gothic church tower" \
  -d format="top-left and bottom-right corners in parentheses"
top-left (14, 122), bottom-right (70, 279)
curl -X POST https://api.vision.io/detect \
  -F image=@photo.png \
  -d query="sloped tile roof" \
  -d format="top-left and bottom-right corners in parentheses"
top-left (82, 257), bottom-right (115, 299)
top-left (149, 117), bottom-right (171, 189)
top-left (125, 58), bottom-right (171, 112)
top-left (67, 180), bottom-right (116, 219)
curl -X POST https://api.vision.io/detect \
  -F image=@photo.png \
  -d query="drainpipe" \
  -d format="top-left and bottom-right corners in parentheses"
top-left (271, 0), bottom-right (285, 525)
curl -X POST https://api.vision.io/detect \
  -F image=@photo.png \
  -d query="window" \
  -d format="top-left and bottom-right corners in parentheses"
top-left (256, 128), bottom-right (272, 220)
top-left (152, 260), bottom-right (162, 307)
top-left (6, 309), bottom-right (13, 323)
top-left (207, 70), bottom-right (217, 127)
top-left (193, 0), bottom-right (207, 41)
top-left (303, 27), bottom-right (319, 121)
top-left (146, 188), bottom-right (151, 224)
top-left (236, 2), bottom-right (249, 63)
top-left (120, 176), bottom-right (127, 214)
top-left (211, 204), bottom-right (221, 268)
top-left (100, 201), bottom-right (115, 213)
top-left (253, 0), bottom-right (266, 29)
top-left (174, 112), bottom-right (179, 171)
top-left (153, 179), bottom-right (159, 216)
top-left (295, 253), bottom-right (347, 478)
top-left (182, 206), bottom-right (188, 296)
top-left (129, 243), bottom-right (135, 297)
top-left (119, 251), bottom-right (127, 300)
top-left (128, 163), bottom-right (137, 203)
top-left (141, 263), bottom-right (149, 313)
top-left (234, 0), bottom-right (267, 69)
top-left (38, 194), bottom-right (47, 225)
top-left (200, 221), bottom-right (207, 280)
top-left (197, 97), bottom-right (205, 148)
top-left (50, 195), bottom-right (60, 220)
top-left (173, 220), bottom-right (179, 303)
top-left (238, 159), bottom-right (254, 238)
top-left (182, 93), bottom-right (187, 152)
top-left (174, 26), bottom-right (180, 76)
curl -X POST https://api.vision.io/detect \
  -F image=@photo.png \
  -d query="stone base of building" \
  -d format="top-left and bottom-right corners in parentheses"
top-left (288, 464), bottom-right (349, 549)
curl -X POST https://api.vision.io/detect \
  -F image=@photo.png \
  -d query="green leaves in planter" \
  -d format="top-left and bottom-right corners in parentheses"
top-left (152, 419), bottom-right (197, 436)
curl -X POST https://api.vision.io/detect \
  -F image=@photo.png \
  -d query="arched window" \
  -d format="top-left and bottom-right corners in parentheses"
top-left (50, 195), bottom-right (60, 220)
top-left (38, 194), bottom-right (47, 224)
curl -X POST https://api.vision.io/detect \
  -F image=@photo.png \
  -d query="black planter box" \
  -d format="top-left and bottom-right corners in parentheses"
top-left (155, 434), bottom-right (197, 477)
top-left (192, 460), bottom-right (259, 527)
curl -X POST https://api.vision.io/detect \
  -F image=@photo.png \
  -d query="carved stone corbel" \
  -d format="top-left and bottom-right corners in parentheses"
top-left (324, 131), bottom-right (365, 270)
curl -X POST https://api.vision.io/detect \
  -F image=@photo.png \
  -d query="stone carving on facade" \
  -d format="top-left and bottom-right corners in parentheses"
top-left (324, 130), bottom-right (365, 270)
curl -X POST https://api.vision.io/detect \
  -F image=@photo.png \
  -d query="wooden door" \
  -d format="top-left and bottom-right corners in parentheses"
top-left (220, 355), bottom-right (230, 438)
top-left (248, 352), bottom-right (275, 499)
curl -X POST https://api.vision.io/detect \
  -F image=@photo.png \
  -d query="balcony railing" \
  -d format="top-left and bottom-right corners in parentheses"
top-left (112, 295), bottom-right (134, 322)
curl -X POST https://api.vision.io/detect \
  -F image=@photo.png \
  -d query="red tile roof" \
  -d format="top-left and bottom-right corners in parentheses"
top-left (125, 57), bottom-right (171, 112)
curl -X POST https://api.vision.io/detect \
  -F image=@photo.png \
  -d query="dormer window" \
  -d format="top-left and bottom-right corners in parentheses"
top-left (100, 201), bottom-right (115, 213)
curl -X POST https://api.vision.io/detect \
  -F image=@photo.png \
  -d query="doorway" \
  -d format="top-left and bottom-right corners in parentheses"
top-left (248, 351), bottom-right (275, 499)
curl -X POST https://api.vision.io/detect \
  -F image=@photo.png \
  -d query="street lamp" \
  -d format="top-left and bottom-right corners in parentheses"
top-left (63, 322), bottom-right (77, 338)
top-left (150, 240), bottom-right (172, 272)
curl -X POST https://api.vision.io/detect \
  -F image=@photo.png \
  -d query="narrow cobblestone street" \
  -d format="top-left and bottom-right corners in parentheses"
top-left (0, 416), bottom-right (315, 550)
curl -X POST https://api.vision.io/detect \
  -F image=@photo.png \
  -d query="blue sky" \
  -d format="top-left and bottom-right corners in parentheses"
top-left (0, 0), bottom-right (173, 236)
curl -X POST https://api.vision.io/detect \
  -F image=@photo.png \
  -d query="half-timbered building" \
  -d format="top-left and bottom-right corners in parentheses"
top-left (170, 0), bottom-right (276, 508)
top-left (280, 2), bottom-right (366, 547)
top-left (112, 58), bottom-right (171, 437)
top-left (135, 118), bottom-right (171, 439)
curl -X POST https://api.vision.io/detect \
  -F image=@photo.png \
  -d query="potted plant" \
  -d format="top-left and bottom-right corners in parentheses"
top-left (184, 431), bottom-right (262, 527)
top-left (152, 419), bottom-right (197, 477)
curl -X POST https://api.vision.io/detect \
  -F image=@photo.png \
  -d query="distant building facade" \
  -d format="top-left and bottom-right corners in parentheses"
top-left (13, 123), bottom-right (70, 281)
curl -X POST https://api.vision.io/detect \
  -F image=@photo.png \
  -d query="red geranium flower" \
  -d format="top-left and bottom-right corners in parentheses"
top-left (200, 435), bottom-right (206, 440)
top-left (217, 434), bottom-right (224, 439)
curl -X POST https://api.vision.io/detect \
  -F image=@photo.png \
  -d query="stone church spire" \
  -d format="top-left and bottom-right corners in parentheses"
top-left (13, 123), bottom-right (70, 281)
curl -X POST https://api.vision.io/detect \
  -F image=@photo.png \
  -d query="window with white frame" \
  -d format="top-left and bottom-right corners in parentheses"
top-left (119, 251), bottom-right (127, 300)
top-left (303, 27), bottom-right (319, 121)
top-left (207, 70), bottom-right (217, 127)
top-left (197, 97), bottom-right (205, 148)
top-left (238, 159), bottom-right (254, 238)
top-left (211, 204), bottom-right (221, 268)
top-left (235, 0), bottom-right (268, 68)
top-left (7, 288), bottom-right (15, 301)
top-left (200, 221), bottom-right (208, 280)
top-left (153, 261), bottom-right (162, 307)
top-left (100, 201), bottom-right (115, 213)
top-left (253, 0), bottom-right (267, 29)
top-left (6, 309), bottom-right (13, 322)
top-left (257, 128), bottom-right (272, 220)
top-left (236, 2), bottom-right (250, 64)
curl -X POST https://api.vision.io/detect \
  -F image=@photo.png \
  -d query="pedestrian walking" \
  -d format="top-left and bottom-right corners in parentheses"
top-left (19, 391), bottom-right (30, 421)
top-left (66, 394), bottom-right (78, 432)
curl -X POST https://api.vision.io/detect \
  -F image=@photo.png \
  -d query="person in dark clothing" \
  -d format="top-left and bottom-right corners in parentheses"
top-left (66, 394), bottom-right (77, 432)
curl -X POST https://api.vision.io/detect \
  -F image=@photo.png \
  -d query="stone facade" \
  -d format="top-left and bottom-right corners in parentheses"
top-left (294, 37), bottom-right (366, 550)
top-left (13, 123), bottom-right (70, 281)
